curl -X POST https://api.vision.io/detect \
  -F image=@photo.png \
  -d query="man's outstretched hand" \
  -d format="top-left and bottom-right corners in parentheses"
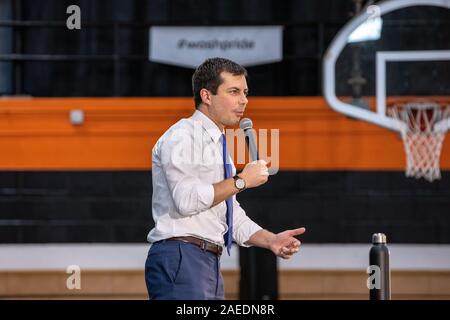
top-left (268, 227), bottom-right (306, 259)
top-left (245, 227), bottom-right (306, 259)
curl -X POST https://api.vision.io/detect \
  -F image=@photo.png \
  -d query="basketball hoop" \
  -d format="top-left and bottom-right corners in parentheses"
top-left (388, 99), bottom-right (450, 182)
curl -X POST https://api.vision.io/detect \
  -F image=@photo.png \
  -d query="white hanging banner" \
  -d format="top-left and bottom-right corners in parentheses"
top-left (149, 26), bottom-right (283, 68)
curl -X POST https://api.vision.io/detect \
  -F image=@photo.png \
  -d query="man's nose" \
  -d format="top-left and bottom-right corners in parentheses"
top-left (240, 94), bottom-right (248, 105)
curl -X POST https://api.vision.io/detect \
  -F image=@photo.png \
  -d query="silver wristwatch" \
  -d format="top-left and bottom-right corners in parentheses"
top-left (233, 175), bottom-right (246, 192)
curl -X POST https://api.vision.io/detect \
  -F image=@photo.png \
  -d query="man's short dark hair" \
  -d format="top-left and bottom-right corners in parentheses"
top-left (192, 57), bottom-right (248, 109)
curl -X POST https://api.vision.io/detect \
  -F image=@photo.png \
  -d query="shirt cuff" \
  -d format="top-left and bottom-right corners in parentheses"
top-left (234, 220), bottom-right (263, 247)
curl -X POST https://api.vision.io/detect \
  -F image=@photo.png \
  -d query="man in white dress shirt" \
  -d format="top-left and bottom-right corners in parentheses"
top-left (145, 57), bottom-right (306, 300)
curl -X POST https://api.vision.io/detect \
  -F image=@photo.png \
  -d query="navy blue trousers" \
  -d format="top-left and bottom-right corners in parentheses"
top-left (145, 240), bottom-right (224, 300)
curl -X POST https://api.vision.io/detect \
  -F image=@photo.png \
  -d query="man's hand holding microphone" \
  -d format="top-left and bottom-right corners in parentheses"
top-left (238, 159), bottom-right (269, 189)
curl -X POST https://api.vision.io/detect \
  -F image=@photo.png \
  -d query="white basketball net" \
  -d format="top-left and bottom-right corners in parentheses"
top-left (389, 102), bottom-right (450, 182)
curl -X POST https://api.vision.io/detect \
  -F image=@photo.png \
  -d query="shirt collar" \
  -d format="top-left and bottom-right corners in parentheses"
top-left (191, 110), bottom-right (223, 144)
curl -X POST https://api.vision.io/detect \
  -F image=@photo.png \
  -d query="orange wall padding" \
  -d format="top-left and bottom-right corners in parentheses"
top-left (0, 97), bottom-right (449, 170)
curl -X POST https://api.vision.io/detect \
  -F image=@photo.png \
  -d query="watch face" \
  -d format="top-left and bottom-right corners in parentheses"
top-left (236, 178), bottom-right (245, 189)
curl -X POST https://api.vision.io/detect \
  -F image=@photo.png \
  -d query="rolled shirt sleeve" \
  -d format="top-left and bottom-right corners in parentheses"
top-left (159, 123), bottom-right (215, 216)
top-left (232, 197), bottom-right (263, 247)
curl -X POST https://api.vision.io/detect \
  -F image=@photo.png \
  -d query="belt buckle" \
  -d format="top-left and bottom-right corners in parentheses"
top-left (200, 240), bottom-right (207, 251)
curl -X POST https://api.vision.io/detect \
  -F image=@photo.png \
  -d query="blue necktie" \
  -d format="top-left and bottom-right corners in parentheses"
top-left (221, 134), bottom-right (233, 255)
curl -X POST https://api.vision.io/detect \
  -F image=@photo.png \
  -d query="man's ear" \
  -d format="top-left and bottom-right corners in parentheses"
top-left (199, 88), bottom-right (211, 106)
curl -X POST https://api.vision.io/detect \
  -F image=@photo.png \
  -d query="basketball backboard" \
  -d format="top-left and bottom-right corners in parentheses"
top-left (323, 0), bottom-right (450, 132)
top-left (322, 0), bottom-right (450, 181)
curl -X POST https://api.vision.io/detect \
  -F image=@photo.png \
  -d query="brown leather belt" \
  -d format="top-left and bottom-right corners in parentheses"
top-left (168, 236), bottom-right (223, 256)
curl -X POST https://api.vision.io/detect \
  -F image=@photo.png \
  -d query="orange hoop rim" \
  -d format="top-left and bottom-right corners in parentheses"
top-left (386, 96), bottom-right (450, 110)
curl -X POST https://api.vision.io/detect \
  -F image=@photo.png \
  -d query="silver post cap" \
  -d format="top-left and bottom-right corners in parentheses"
top-left (372, 233), bottom-right (387, 244)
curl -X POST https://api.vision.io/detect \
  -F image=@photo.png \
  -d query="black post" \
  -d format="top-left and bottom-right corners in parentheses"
top-left (239, 247), bottom-right (278, 300)
top-left (369, 233), bottom-right (391, 300)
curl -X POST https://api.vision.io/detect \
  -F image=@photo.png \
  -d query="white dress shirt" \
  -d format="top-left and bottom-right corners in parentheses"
top-left (147, 110), bottom-right (262, 247)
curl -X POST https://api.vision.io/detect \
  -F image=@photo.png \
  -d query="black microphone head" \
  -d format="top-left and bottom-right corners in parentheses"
top-left (239, 118), bottom-right (253, 131)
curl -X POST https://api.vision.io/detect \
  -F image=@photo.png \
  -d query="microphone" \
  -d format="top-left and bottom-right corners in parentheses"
top-left (239, 118), bottom-right (259, 162)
